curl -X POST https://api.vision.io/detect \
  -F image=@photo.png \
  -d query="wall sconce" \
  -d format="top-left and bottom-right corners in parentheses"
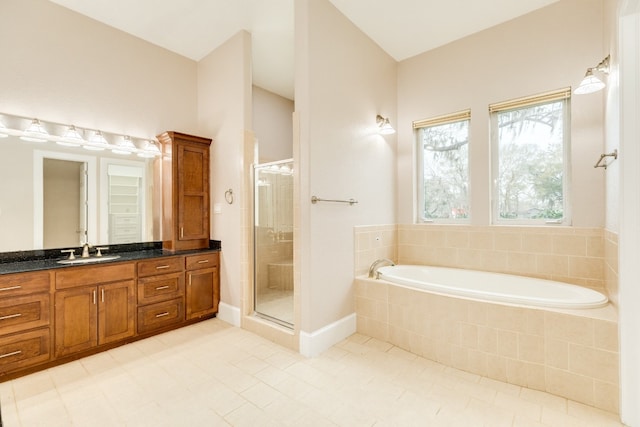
top-left (58, 125), bottom-right (85, 146)
top-left (376, 114), bottom-right (396, 135)
top-left (84, 130), bottom-right (108, 151)
top-left (574, 55), bottom-right (610, 95)
top-left (112, 135), bottom-right (136, 155)
top-left (20, 119), bottom-right (49, 142)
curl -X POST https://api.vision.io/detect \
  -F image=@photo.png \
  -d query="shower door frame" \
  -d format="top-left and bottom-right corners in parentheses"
top-left (252, 159), bottom-right (294, 328)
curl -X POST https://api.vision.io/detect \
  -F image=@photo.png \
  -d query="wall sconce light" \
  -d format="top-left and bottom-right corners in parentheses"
top-left (112, 135), bottom-right (136, 155)
top-left (574, 55), bottom-right (610, 95)
top-left (84, 130), bottom-right (108, 151)
top-left (1, 112), bottom-right (161, 158)
top-left (376, 114), bottom-right (396, 135)
top-left (20, 118), bottom-right (49, 142)
top-left (137, 140), bottom-right (161, 158)
top-left (58, 125), bottom-right (85, 146)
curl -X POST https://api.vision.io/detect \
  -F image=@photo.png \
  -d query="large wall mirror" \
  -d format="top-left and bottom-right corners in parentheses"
top-left (0, 114), bottom-right (159, 253)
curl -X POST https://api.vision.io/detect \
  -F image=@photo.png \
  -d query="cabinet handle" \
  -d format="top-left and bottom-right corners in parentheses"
top-left (93, 290), bottom-right (96, 305)
top-left (180, 227), bottom-right (184, 238)
top-left (197, 260), bottom-right (209, 264)
top-left (0, 313), bottom-right (22, 321)
top-left (101, 288), bottom-right (105, 303)
top-left (155, 265), bottom-right (170, 270)
top-left (155, 312), bottom-right (169, 318)
top-left (0, 285), bottom-right (21, 292)
top-left (155, 285), bottom-right (170, 290)
top-left (0, 350), bottom-right (21, 359)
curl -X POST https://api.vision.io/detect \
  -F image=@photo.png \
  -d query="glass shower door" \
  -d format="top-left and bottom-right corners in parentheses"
top-left (253, 160), bottom-right (294, 327)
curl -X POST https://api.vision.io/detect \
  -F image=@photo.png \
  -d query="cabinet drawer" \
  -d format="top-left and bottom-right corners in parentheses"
top-left (137, 297), bottom-right (184, 334)
top-left (0, 328), bottom-right (50, 374)
top-left (137, 257), bottom-right (183, 277)
top-left (185, 252), bottom-right (219, 270)
top-left (137, 272), bottom-right (184, 305)
top-left (0, 271), bottom-right (50, 298)
top-left (0, 294), bottom-right (50, 336)
top-left (56, 262), bottom-right (135, 289)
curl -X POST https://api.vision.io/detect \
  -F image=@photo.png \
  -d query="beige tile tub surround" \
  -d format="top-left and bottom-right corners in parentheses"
top-left (355, 224), bottom-right (610, 294)
top-left (355, 277), bottom-right (620, 414)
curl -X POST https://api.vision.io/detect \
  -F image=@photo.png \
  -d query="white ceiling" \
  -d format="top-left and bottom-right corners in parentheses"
top-left (48, 0), bottom-right (559, 100)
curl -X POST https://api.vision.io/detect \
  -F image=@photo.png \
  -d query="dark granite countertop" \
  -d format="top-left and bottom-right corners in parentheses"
top-left (0, 241), bottom-right (221, 275)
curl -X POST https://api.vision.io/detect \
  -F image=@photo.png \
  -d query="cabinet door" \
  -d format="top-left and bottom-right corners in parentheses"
top-left (55, 287), bottom-right (98, 357)
top-left (177, 143), bottom-right (209, 241)
top-left (186, 266), bottom-right (219, 320)
top-left (99, 280), bottom-right (135, 345)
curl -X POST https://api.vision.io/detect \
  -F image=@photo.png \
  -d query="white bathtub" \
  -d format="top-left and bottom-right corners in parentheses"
top-left (376, 265), bottom-right (608, 309)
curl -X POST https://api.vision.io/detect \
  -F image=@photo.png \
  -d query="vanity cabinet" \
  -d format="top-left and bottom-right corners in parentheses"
top-left (185, 252), bottom-right (220, 320)
top-left (136, 257), bottom-right (185, 334)
top-left (0, 272), bottom-right (51, 376)
top-left (0, 249), bottom-right (219, 380)
top-left (54, 263), bottom-right (135, 357)
top-left (157, 131), bottom-right (212, 252)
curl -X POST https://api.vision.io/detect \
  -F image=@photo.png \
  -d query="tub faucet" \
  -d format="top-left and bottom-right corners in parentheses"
top-left (368, 258), bottom-right (395, 279)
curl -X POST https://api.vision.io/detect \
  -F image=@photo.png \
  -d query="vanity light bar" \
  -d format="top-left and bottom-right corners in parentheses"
top-left (0, 112), bottom-right (161, 157)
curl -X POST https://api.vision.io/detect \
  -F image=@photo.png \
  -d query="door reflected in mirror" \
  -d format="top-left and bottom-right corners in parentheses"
top-left (43, 158), bottom-right (88, 248)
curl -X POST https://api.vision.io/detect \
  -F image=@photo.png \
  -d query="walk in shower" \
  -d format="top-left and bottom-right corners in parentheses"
top-left (253, 159), bottom-right (294, 327)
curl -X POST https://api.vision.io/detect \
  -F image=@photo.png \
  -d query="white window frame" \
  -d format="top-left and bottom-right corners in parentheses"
top-left (414, 109), bottom-right (471, 223)
top-left (490, 88), bottom-right (572, 225)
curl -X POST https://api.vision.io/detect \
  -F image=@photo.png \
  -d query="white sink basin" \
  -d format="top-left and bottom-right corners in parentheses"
top-left (57, 255), bottom-right (121, 265)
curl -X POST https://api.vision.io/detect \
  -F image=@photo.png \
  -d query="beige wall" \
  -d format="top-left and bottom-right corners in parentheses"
top-left (397, 0), bottom-right (606, 227)
top-left (197, 31), bottom-right (253, 311)
top-left (252, 86), bottom-right (294, 163)
top-left (296, 0), bottom-right (397, 333)
top-left (0, 0), bottom-right (198, 137)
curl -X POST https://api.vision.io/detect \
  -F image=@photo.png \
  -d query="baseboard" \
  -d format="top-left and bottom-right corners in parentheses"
top-left (217, 302), bottom-right (241, 327)
top-left (299, 313), bottom-right (356, 357)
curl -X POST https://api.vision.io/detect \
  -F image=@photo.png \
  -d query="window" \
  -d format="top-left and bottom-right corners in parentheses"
top-left (490, 89), bottom-right (571, 224)
top-left (415, 110), bottom-right (470, 222)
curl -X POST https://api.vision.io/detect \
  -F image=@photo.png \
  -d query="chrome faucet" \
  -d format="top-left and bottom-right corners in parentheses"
top-left (81, 243), bottom-right (92, 258)
top-left (368, 258), bottom-right (395, 279)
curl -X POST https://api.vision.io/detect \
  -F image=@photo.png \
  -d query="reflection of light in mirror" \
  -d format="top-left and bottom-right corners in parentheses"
top-left (20, 119), bottom-right (49, 142)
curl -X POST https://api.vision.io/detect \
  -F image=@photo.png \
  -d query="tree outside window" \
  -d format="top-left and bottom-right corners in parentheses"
top-left (416, 113), bottom-right (470, 221)
top-left (492, 92), bottom-right (570, 224)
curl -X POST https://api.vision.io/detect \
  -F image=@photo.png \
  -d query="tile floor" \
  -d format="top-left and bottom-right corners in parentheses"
top-left (0, 319), bottom-right (625, 427)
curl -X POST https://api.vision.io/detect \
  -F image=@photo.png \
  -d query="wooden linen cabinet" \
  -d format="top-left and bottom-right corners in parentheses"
top-left (157, 131), bottom-right (212, 251)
